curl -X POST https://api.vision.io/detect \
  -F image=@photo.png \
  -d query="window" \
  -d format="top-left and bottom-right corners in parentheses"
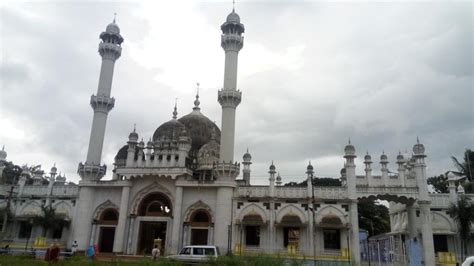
top-left (18, 221), bottom-right (32, 239)
top-left (204, 248), bottom-right (215, 256)
top-left (323, 229), bottom-right (341, 250)
top-left (179, 247), bottom-right (190, 255)
top-left (245, 226), bottom-right (260, 246)
top-left (193, 248), bottom-right (204, 255)
top-left (434, 235), bottom-right (448, 253)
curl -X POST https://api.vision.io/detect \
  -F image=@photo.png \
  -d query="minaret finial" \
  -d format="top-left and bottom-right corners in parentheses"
top-left (193, 83), bottom-right (201, 110)
top-left (417, 136), bottom-right (420, 143)
top-left (1, 145), bottom-right (4, 151)
top-left (133, 123), bottom-right (136, 133)
top-left (348, 137), bottom-right (351, 145)
top-left (113, 12), bottom-right (117, 23)
top-left (232, 0), bottom-right (235, 11)
top-left (173, 98), bottom-right (178, 119)
top-left (246, 147), bottom-right (249, 153)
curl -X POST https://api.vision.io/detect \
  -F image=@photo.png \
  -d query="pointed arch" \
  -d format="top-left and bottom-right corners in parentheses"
top-left (130, 181), bottom-right (173, 215)
top-left (237, 203), bottom-right (268, 224)
top-left (52, 200), bottom-right (73, 218)
top-left (184, 200), bottom-right (214, 223)
top-left (315, 205), bottom-right (347, 225)
top-left (18, 201), bottom-right (42, 217)
top-left (276, 204), bottom-right (307, 224)
top-left (92, 200), bottom-right (119, 220)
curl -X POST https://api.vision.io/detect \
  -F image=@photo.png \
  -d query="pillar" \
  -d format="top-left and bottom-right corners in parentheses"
top-left (171, 186), bottom-right (183, 254)
top-left (74, 186), bottom-right (95, 250)
top-left (406, 204), bottom-right (417, 239)
top-left (214, 187), bottom-right (233, 253)
top-left (113, 185), bottom-right (130, 253)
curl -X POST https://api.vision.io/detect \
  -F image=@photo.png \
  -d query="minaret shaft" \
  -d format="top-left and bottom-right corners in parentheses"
top-left (220, 107), bottom-right (236, 162)
top-left (223, 50), bottom-right (238, 90)
top-left (97, 58), bottom-right (116, 97)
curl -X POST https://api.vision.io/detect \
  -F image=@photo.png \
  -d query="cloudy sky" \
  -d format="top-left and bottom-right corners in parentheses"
top-left (1, 0), bottom-right (472, 185)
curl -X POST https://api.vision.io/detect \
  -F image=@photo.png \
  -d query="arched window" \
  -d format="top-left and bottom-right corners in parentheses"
top-left (190, 210), bottom-right (211, 227)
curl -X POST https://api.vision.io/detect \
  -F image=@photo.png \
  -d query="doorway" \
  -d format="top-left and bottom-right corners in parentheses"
top-left (191, 229), bottom-right (208, 245)
top-left (138, 221), bottom-right (167, 254)
top-left (99, 227), bottom-right (116, 252)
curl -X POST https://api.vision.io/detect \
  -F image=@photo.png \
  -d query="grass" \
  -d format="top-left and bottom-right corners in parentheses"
top-left (0, 254), bottom-right (310, 266)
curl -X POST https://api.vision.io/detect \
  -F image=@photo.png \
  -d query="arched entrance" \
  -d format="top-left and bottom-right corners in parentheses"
top-left (98, 209), bottom-right (118, 253)
top-left (137, 192), bottom-right (172, 255)
top-left (189, 210), bottom-right (212, 245)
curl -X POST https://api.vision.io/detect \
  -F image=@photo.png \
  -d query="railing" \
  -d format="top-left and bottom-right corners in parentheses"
top-left (237, 186), bottom-right (268, 198)
top-left (314, 187), bottom-right (347, 199)
top-left (275, 187), bottom-right (306, 198)
top-left (21, 186), bottom-right (49, 195)
top-left (51, 186), bottom-right (79, 196)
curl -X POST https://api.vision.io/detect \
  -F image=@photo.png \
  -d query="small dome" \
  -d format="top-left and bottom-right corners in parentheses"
top-left (364, 153), bottom-right (372, 161)
top-left (129, 129), bottom-right (138, 142)
top-left (51, 164), bottom-right (57, 173)
top-left (106, 22), bottom-right (120, 34)
top-left (307, 162), bottom-right (314, 171)
top-left (344, 144), bottom-right (355, 156)
top-left (380, 153), bottom-right (388, 161)
top-left (396, 153), bottom-right (404, 162)
top-left (153, 119), bottom-right (188, 143)
top-left (413, 142), bottom-right (425, 155)
top-left (146, 139), bottom-right (154, 148)
top-left (447, 171), bottom-right (456, 180)
top-left (138, 139), bottom-right (145, 148)
top-left (243, 149), bottom-right (252, 161)
top-left (276, 174), bottom-right (282, 181)
top-left (226, 10), bottom-right (240, 23)
top-left (269, 162), bottom-right (276, 171)
top-left (178, 109), bottom-right (220, 156)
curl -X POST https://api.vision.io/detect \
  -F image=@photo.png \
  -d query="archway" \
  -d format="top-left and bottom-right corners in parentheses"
top-left (189, 209), bottom-right (212, 245)
top-left (137, 192), bottom-right (173, 255)
top-left (98, 208), bottom-right (118, 253)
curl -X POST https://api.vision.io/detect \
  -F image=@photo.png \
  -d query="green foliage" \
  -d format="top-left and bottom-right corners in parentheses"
top-left (448, 196), bottom-right (474, 260)
top-left (427, 174), bottom-right (449, 193)
top-left (284, 177), bottom-right (342, 187)
top-left (32, 205), bottom-right (70, 237)
top-left (1, 161), bottom-right (22, 184)
top-left (358, 200), bottom-right (390, 236)
top-left (452, 149), bottom-right (474, 182)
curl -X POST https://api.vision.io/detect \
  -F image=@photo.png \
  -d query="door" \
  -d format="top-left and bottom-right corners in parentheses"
top-left (191, 228), bottom-right (208, 245)
top-left (99, 227), bottom-right (116, 252)
top-left (138, 221), bottom-right (167, 254)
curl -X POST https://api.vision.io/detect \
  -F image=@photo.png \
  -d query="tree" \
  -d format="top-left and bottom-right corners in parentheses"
top-left (448, 196), bottom-right (474, 261)
top-left (32, 205), bottom-right (70, 237)
top-left (358, 200), bottom-right (391, 236)
top-left (284, 177), bottom-right (342, 187)
top-left (452, 149), bottom-right (474, 182)
top-left (1, 162), bottom-right (22, 184)
top-left (427, 174), bottom-right (448, 193)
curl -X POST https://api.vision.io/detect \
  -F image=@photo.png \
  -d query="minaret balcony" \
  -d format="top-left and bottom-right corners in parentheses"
top-left (221, 34), bottom-right (243, 51)
top-left (98, 42), bottom-right (122, 60)
top-left (218, 89), bottom-right (242, 108)
top-left (90, 95), bottom-right (115, 113)
top-left (213, 161), bottom-right (240, 179)
top-left (78, 162), bottom-right (107, 180)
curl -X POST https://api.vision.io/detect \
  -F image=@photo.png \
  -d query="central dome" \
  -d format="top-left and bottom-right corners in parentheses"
top-left (178, 109), bottom-right (221, 156)
top-left (153, 119), bottom-right (187, 143)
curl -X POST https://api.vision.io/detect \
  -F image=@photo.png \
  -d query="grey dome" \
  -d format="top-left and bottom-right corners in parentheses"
top-left (178, 110), bottom-right (220, 156)
top-left (243, 149), bottom-right (252, 161)
top-left (115, 145), bottom-right (128, 161)
top-left (396, 153), bottom-right (404, 161)
top-left (128, 131), bottom-right (138, 142)
top-left (269, 163), bottom-right (276, 171)
top-left (106, 22), bottom-right (120, 34)
top-left (307, 163), bottom-right (314, 171)
top-left (226, 10), bottom-right (240, 23)
top-left (413, 142), bottom-right (425, 155)
top-left (344, 144), bottom-right (356, 156)
top-left (364, 153), bottom-right (372, 161)
top-left (380, 153), bottom-right (388, 161)
top-left (153, 119), bottom-right (188, 143)
top-left (0, 146), bottom-right (7, 161)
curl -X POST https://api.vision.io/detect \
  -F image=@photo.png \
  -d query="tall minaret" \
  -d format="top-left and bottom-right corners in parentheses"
top-left (78, 17), bottom-right (123, 180)
top-left (218, 7), bottom-right (244, 163)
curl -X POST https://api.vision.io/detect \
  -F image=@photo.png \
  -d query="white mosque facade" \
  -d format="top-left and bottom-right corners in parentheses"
top-left (1, 8), bottom-right (473, 265)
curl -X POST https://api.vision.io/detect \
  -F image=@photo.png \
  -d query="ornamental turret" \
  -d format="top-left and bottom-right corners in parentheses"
top-left (396, 152), bottom-right (406, 186)
top-left (218, 7), bottom-right (244, 164)
top-left (78, 16), bottom-right (123, 180)
top-left (242, 148), bottom-right (252, 185)
top-left (364, 152), bottom-right (372, 186)
top-left (380, 151), bottom-right (389, 186)
top-left (269, 162), bottom-right (276, 197)
top-left (306, 161), bottom-right (314, 197)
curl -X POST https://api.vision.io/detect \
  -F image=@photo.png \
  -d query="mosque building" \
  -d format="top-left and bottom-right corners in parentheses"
top-left (0, 7), bottom-right (472, 265)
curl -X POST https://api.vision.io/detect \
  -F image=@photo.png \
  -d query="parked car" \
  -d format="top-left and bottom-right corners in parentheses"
top-left (167, 245), bottom-right (219, 264)
top-left (463, 256), bottom-right (474, 266)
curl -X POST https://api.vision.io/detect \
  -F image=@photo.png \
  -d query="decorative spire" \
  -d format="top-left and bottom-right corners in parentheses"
top-left (113, 12), bottom-right (117, 23)
top-left (348, 138), bottom-right (351, 145)
top-left (173, 99), bottom-right (178, 119)
top-left (1, 145), bottom-right (4, 151)
top-left (232, 0), bottom-right (235, 12)
top-left (133, 123), bottom-right (136, 133)
top-left (193, 82), bottom-right (200, 110)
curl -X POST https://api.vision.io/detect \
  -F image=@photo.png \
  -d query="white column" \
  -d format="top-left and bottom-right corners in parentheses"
top-left (113, 186), bottom-right (130, 253)
top-left (406, 204), bottom-right (417, 239)
top-left (214, 187), bottom-right (233, 253)
top-left (171, 186), bottom-right (183, 254)
top-left (419, 202), bottom-right (435, 265)
top-left (89, 223), bottom-right (98, 246)
top-left (220, 107), bottom-right (237, 162)
top-left (127, 215), bottom-right (136, 254)
top-left (74, 186), bottom-right (95, 250)
top-left (349, 201), bottom-right (361, 264)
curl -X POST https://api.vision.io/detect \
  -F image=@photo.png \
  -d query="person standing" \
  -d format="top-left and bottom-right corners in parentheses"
top-left (71, 240), bottom-right (78, 255)
top-left (151, 245), bottom-right (160, 260)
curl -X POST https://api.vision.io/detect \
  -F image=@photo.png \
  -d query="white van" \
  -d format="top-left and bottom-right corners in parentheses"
top-left (167, 245), bottom-right (219, 263)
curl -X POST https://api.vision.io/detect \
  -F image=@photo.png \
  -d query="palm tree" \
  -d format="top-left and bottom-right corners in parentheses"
top-left (448, 196), bottom-right (474, 261)
top-left (452, 149), bottom-right (474, 182)
top-left (32, 205), bottom-right (70, 237)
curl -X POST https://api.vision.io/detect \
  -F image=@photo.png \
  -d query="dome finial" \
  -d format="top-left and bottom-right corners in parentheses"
top-left (113, 12), bottom-right (117, 23)
top-left (193, 82), bottom-right (201, 111)
top-left (133, 123), bottom-right (136, 133)
top-left (417, 136), bottom-right (420, 144)
top-left (173, 98), bottom-right (178, 119)
top-left (1, 145), bottom-right (4, 151)
top-left (232, 0), bottom-right (235, 12)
